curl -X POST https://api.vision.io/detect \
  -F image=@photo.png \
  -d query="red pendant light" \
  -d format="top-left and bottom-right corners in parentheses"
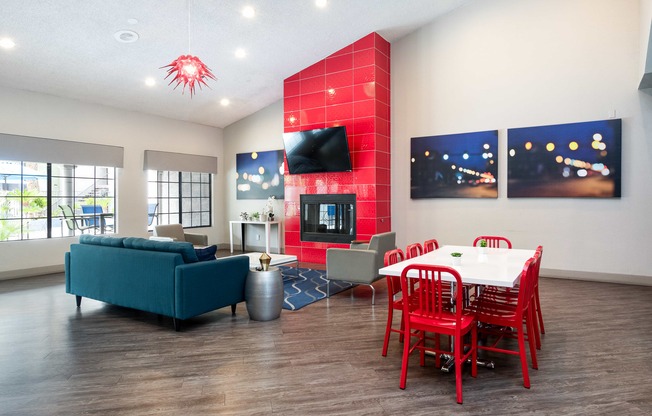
top-left (161, 54), bottom-right (216, 97)
top-left (161, 0), bottom-right (215, 97)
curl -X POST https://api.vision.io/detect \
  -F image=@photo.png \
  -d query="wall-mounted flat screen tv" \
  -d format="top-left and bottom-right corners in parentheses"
top-left (282, 126), bottom-right (352, 174)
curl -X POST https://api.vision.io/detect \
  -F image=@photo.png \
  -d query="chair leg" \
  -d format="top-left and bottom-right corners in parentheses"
top-left (455, 334), bottom-right (464, 404)
top-left (75, 295), bottom-right (82, 307)
top-left (399, 323), bottom-right (411, 389)
top-left (369, 284), bottom-right (375, 305)
top-left (518, 323), bottom-right (531, 389)
top-left (326, 279), bottom-right (330, 298)
top-left (382, 306), bottom-right (394, 357)
top-left (535, 287), bottom-right (545, 334)
top-left (527, 310), bottom-right (538, 370)
top-left (531, 304), bottom-right (542, 350)
top-left (231, 304), bottom-right (237, 315)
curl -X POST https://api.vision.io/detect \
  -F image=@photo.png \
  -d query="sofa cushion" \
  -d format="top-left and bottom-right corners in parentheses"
top-left (195, 245), bottom-right (218, 262)
top-left (79, 234), bottom-right (125, 247)
top-left (123, 237), bottom-right (199, 263)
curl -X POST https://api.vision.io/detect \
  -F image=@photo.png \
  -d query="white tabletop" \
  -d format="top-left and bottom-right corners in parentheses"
top-left (378, 245), bottom-right (536, 288)
top-left (237, 252), bottom-right (298, 269)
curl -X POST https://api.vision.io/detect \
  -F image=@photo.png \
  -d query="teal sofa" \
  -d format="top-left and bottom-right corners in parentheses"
top-left (65, 235), bottom-right (249, 331)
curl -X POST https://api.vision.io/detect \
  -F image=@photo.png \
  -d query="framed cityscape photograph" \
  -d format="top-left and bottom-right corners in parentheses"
top-left (411, 130), bottom-right (498, 198)
top-left (507, 119), bottom-right (621, 198)
top-left (236, 150), bottom-right (285, 200)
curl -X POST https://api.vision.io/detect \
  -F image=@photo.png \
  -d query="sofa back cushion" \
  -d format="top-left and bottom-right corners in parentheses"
top-left (79, 234), bottom-right (125, 247)
top-left (123, 237), bottom-right (199, 263)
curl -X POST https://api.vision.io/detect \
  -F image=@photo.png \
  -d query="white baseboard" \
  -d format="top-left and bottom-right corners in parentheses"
top-left (541, 268), bottom-right (651, 286)
top-left (0, 265), bottom-right (65, 281)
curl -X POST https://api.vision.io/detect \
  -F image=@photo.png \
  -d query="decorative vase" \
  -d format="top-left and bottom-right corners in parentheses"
top-left (259, 252), bottom-right (271, 271)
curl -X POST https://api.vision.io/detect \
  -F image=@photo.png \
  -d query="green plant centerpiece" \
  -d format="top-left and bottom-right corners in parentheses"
top-left (451, 251), bottom-right (463, 265)
top-left (479, 239), bottom-right (487, 248)
top-left (451, 252), bottom-right (463, 257)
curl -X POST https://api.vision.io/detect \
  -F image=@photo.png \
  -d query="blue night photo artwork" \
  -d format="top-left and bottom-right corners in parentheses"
top-left (411, 130), bottom-right (498, 199)
top-left (507, 119), bottom-right (621, 198)
top-left (236, 149), bottom-right (285, 200)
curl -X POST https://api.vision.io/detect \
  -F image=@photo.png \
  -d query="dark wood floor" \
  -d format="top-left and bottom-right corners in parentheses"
top-left (1, 254), bottom-right (652, 415)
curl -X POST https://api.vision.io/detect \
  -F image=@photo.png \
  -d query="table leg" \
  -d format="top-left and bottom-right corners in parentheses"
top-left (229, 222), bottom-right (234, 253)
top-left (265, 222), bottom-right (271, 254)
top-left (241, 223), bottom-right (246, 253)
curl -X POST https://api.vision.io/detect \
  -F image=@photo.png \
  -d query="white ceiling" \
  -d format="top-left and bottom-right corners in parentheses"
top-left (0, 0), bottom-right (469, 128)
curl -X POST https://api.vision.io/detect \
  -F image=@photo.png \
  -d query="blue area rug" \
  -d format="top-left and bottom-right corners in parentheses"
top-left (279, 266), bottom-right (355, 311)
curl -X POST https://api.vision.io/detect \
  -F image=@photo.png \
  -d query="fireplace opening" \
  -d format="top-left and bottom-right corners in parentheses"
top-left (300, 193), bottom-right (356, 244)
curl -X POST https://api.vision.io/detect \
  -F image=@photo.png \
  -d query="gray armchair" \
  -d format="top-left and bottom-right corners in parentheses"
top-left (154, 224), bottom-right (208, 246)
top-left (326, 231), bottom-right (396, 304)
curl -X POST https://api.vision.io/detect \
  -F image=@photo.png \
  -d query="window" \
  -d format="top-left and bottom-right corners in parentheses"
top-left (147, 170), bottom-right (211, 230)
top-left (0, 160), bottom-right (116, 241)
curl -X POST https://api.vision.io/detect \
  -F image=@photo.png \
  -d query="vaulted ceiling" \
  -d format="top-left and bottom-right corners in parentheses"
top-left (0, 0), bottom-right (469, 128)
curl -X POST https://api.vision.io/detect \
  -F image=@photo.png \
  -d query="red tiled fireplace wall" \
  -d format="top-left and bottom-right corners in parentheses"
top-left (283, 32), bottom-right (391, 264)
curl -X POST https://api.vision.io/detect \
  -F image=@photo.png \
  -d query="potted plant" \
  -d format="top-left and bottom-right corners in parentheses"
top-left (451, 252), bottom-right (463, 266)
top-left (251, 212), bottom-right (260, 221)
top-left (479, 239), bottom-right (487, 254)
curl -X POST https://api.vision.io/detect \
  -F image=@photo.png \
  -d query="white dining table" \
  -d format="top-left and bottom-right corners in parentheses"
top-left (379, 244), bottom-right (537, 371)
top-left (379, 245), bottom-right (536, 288)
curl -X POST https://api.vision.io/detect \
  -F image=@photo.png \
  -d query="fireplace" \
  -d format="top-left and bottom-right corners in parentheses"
top-left (300, 194), bottom-right (356, 244)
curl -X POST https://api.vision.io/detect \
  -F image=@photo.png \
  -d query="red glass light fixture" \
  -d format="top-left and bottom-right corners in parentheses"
top-left (161, 54), bottom-right (216, 97)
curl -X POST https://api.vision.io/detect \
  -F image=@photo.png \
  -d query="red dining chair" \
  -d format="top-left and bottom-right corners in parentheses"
top-left (423, 238), bottom-right (439, 253)
top-left (480, 246), bottom-right (545, 349)
top-left (382, 248), bottom-right (406, 357)
top-left (405, 242), bottom-right (424, 259)
top-left (399, 264), bottom-right (477, 404)
top-left (471, 252), bottom-right (540, 388)
top-left (473, 235), bottom-right (512, 249)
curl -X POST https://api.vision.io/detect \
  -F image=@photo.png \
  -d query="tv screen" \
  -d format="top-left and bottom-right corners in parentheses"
top-left (282, 126), bottom-right (352, 174)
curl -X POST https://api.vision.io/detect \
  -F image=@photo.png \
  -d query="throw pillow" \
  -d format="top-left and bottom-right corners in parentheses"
top-left (195, 245), bottom-right (218, 262)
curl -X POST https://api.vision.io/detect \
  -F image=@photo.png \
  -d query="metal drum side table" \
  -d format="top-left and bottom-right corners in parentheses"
top-left (245, 266), bottom-right (283, 321)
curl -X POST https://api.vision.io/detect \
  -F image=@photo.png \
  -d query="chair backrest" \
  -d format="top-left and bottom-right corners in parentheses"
top-left (59, 204), bottom-right (77, 231)
top-left (81, 205), bottom-right (103, 214)
top-left (400, 264), bottom-right (466, 331)
top-left (81, 205), bottom-right (104, 227)
top-left (423, 239), bottom-right (439, 253)
top-left (515, 254), bottom-right (540, 314)
top-left (384, 248), bottom-right (405, 297)
top-left (473, 235), bottom-right (512, 249)
top-left (405, 242), bottom-right (423, 259)
top-left (368, 232), bottom-right (396, 273)
top-left (147, 203), bottom-right (159, 226)
top-left (154, 224), bottom-right (186, 242)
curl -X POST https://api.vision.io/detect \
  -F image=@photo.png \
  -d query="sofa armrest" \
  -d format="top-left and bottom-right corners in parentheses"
top-left (174, 255), bottom-right (249, 319)
top-left (326, 248), bottom-right (380, 284)
top-left (184, 232), bottom-right (208, 246)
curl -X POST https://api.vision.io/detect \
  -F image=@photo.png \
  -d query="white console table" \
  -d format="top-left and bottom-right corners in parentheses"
top-left (229, 220), bottom-right (282, 254)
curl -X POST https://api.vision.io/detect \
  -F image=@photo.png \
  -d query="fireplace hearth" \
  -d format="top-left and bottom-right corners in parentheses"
top-left (300, 194), bottom-right (356, 244)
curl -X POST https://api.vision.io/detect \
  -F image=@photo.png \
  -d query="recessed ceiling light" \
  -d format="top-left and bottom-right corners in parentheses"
top-left (315, 0), bottom-right (328, 8)
top-left (242, 6), bottom-right (255, 18)
top-left (127, 18), bottom-right (139, 25)
top-left (220, 98), bottom-right (230, 106)
top-left (235, 48), bottom-right (246, 59)
top-left (145, 77), bottom-right (156, 87)
top-left (0, 38), bottom-right (16, 49)
top-left (113, 30), bottom-right (139, 43)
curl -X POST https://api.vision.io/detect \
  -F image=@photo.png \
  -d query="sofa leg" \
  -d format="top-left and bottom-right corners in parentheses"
top-left (173, 318), bottom-right (181, 332)
top-left (231, 304), bottom-right (237, 315)
top-left (75, 295), bottom-right (82, 307)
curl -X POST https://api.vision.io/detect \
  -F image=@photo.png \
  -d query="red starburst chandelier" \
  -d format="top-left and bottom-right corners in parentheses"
top-left (161, 0), bottom-right (215, 97)
top-left (161, 54), bottom-right (216, 97)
